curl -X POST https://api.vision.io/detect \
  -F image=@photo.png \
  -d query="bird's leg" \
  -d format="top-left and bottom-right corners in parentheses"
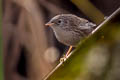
top-left (66, 46), bottom-right (73, 56)
top-left (60, 46), bottom-right (73, 62)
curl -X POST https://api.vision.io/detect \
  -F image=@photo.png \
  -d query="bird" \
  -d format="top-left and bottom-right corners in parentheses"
top-left (45, 14), bottom-right (96, 61)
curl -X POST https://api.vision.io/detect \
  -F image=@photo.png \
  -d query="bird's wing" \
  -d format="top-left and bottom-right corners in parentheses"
top-left (78, 22), bottom-right (96, 35)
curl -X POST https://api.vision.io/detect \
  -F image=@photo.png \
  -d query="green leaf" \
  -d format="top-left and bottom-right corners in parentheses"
top-left (0, 0), bottom-right (4, 80)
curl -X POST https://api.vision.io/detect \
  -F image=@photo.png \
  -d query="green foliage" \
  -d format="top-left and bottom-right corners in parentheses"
top-left (0, 0), bottom-right (4, 80)
top-left (44, 8), bottom-right (120, 80)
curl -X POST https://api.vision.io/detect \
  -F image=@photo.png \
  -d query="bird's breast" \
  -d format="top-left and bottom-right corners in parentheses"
top-left (53, 28), bottom-right (82, 46)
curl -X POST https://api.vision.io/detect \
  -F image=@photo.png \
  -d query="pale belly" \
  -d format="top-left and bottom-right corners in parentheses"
top-left (54, 30), bottom-right (83, 46)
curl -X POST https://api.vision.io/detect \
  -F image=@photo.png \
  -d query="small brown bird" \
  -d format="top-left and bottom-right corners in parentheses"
top-left (45, 14), bottom-right (96, 60)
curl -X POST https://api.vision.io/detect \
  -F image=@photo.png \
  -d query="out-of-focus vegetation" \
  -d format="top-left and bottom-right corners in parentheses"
top-left (45, 8), bottom-right (120, 80)
top-left (71, 0), bottom-right (105, 24)
top-left (0, 0), bottom-right (3, 80)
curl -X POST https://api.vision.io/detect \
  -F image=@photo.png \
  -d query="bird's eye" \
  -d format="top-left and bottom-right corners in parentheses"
top-left (57, 20), bottom-right (62, 24)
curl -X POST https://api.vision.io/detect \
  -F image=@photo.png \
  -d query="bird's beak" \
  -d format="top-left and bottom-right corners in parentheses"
top-left (45, 23), bottom-right (54, 27)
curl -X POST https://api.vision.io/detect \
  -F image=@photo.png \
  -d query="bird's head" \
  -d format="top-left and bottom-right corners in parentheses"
top-left (45, 14), bottom-right (81, 30)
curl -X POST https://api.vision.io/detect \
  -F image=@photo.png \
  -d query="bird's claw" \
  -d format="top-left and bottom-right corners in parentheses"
top-left (60, 55), bottom-right (67, 63)
top-left (104, 16), bottom-right (108, 20)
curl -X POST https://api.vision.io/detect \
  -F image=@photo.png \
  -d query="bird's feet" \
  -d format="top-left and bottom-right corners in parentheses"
top-left (104, 16), bottom-right (108, 20)
top-left (60, 55), bottom-right (67, 63)
top-left (60, 46), bottom-right (73, 63)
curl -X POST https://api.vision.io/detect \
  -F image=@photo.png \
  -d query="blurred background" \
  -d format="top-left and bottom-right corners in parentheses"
top-left (2, 0), bottom-right (120, 80)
